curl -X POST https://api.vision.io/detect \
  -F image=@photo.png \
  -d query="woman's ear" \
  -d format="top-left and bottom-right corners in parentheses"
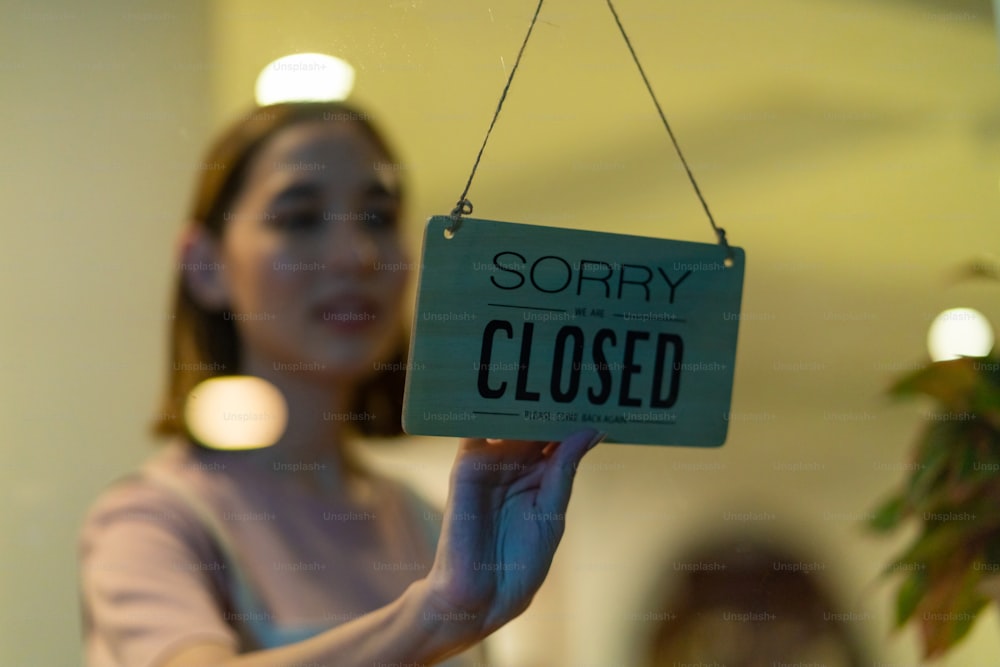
top-left (177, 224), bottom-right (230, 311)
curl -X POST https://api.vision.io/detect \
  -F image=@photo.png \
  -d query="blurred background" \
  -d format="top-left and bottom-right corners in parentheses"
top-left (3, 0), bottom-right (1000, 664)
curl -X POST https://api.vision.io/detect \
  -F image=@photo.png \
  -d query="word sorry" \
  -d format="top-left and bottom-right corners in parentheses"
top-left (490, 251), bottom-right (692, 303)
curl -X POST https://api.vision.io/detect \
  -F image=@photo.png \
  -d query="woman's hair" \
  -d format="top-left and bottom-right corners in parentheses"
top-left (154, 101), bottom-right (409, 440)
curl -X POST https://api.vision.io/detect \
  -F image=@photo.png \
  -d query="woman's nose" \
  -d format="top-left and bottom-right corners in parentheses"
top-left (322, 214), bottom-right (378, 273)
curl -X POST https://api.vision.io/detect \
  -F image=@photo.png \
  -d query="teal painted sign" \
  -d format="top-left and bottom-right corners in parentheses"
top-left (402, 217), bottom-right (746, 446)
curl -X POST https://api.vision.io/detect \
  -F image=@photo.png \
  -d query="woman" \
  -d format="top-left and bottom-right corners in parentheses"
top-left (78, 101), bottom-right (604, 667)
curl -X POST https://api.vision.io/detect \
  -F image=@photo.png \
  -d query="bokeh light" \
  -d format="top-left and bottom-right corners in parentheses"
top-left (255, 52), bottom-right (355, 105)
top-left (184, 376), bottom-right (288, 450)
top-left (927, 307), bottom-right (995, 361)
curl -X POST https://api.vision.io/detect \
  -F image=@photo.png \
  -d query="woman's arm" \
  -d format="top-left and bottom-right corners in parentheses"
top-left (161, 578), bottom-right (475, 667)
top-left (112, 428), bottom-right (603, 667)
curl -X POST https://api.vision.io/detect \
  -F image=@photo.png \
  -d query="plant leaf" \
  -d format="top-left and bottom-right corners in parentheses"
top-left (948, 256), bottom-right (1000, 284)
top-left (889, 358), bottom-right (980, 410)
top-left (906, 422), bottom-right (954, 509)
top-left (888, 524), bottom-right (967, 574)
top-left (977, 573), bottom-right (1000, 600)
top-left (868, 493), bottom-right (907, 533)
top-left (896, 567), bottom-right (928, 627)
top-left (919, 555), bottom-right (989, 658)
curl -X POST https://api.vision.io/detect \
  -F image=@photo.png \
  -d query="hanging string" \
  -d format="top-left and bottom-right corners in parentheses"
top-left (447, 0), bottom-right (735, 267)
top-left (605, 0), bottom-right (733, 266)
top-left (448, 0), bottom-right (545, 237)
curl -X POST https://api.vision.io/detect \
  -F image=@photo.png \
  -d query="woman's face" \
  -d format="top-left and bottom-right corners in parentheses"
top-left (217, 120), bottom-right (409, 381)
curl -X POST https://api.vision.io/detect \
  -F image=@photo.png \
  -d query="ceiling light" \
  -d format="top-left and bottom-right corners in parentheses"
top-left (255, 53), bottom-right (355, 105)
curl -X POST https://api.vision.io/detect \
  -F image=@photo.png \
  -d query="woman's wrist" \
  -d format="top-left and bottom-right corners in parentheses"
top-left (405, 578), bottom-right (485, 658)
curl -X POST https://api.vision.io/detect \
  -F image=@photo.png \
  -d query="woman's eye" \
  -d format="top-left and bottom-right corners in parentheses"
top-left (274, 209), bottom-right (322, 230)
top-left (364, 209), bottom-right (397, 230)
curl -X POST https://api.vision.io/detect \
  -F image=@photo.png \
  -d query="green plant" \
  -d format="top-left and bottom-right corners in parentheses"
top-left (868, 353), bottom-right (1000, 658)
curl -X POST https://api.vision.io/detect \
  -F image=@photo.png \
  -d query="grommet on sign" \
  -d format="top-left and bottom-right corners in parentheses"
top-left (446, 199), bottom-right (473, 239)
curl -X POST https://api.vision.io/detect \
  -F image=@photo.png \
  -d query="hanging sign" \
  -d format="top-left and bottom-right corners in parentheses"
top-left (402, 216), bottom-right (746, 446)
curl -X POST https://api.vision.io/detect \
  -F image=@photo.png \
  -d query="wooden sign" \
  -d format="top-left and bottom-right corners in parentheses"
top-left (402, 217), bottom-right (746, 446)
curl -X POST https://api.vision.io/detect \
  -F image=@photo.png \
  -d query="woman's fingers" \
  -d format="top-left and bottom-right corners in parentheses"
top-left (482, 437), bottom-right (548, 449)
top-left (463, 430), bottom-right (603, 468)
top-left (458, 437), bottom-right (548, 469)
top-left (536, 428), bottom-right (606, 514)
top-left (456, 430), bottom-right (605, 494)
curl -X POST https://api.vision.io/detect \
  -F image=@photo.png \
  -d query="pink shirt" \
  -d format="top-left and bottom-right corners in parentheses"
top-left (79, 438), bottom-right (484, 667)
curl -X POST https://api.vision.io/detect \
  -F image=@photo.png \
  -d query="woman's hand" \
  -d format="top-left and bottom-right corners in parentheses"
top-left (423, 427), bottom-right (605, 640)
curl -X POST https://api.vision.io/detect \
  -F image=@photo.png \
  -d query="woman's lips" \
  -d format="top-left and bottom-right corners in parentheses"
top-left (314, 295), bottom-right (380, 331)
